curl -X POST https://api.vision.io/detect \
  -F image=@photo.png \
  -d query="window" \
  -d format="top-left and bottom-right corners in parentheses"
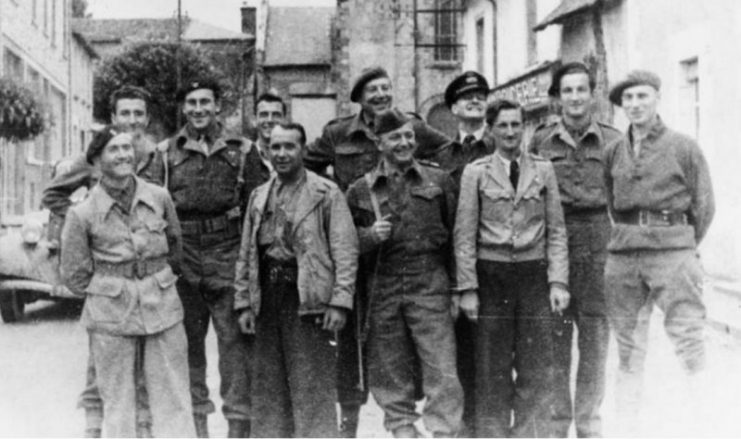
top-left (32, 0), bottom-right (38, 25)
top-left (4, 50), bottom-right (24, 81)
top-left (476, 18), bottom-right (485, 73)
top-left (51, 0), bottom-right (57, 46)
top-left (680, 58), bottom-right (699, 140)
top-left (433, 0), bottom-right (459, 61)
top-left (43, 0), bottom-right (49, 36)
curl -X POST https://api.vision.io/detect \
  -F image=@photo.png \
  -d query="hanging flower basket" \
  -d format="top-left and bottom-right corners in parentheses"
top-left (0, 77), bottom-right (46, 142)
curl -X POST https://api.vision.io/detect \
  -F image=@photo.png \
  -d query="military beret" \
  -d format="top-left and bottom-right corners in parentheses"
top-left (547, 62), bottom-right (595, 97)
top-left (608, 70), bottom-right (661, 106)
top-left (176, 78), bottom-right (222, 102)
top-left (86, 125), bottom-right (126, 164)
top-left (374, 108), bottom-right (410, 136)
top-left (350, 66), bottom-right (390, 103)
top-left (445, 71), bottom-right (489, 108)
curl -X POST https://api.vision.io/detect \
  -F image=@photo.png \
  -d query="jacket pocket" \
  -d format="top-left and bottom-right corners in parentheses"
top-left (481, 187), bottom-right (512, 223)
top-left (520, 177), bottom-right (546, 223)
top-left (84, 274), bottom-right (128, 324)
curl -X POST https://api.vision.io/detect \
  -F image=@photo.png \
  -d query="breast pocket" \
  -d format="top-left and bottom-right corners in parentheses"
top-left (583, 148), bottom-right (607, 190)
top-left (335, 144), bottom-right (378, 187)
top-left (520, 177), bottom-right (547, 224)
top-left (481, 186), bottom-right (513, 224)
top-left (541, 149), bottom-right (570, 182)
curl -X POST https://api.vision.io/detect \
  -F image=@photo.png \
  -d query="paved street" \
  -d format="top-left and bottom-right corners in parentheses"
top-left (1, 287), bottom-right (740, 438)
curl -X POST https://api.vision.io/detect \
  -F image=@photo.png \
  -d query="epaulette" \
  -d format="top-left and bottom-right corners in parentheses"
top-left (533, 120), bottom-right (558, 134)
top-left (528, 151), bottom-right (547, 161)
top-left (405, 111), bottom-right (423, 121)
top-left (470, 155), bottom-right (491, 166)
top-left (325, 114), bottom-right (355, 127)
top-left (418, 158), bottom-right (440, 168)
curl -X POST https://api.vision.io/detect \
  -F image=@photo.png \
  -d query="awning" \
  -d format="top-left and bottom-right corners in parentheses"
top-left (534, 0), bottom-right (598, 31)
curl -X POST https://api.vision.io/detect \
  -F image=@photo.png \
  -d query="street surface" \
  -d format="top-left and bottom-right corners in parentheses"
top-left (1, 288), bottom-right (740, 438)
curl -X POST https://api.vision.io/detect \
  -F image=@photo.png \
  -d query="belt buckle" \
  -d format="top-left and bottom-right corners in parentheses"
top-left (135, 260), bottom-right (147, 279)
top-left (659, 210), bottom-right (671, 225)
top-left (269, 266), bottom-right (279, 284)
top-left (638, 210), bottom-right (649, 226)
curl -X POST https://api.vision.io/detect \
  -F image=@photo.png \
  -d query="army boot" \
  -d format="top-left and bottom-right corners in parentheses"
top-left (338, 404), bottom-right (360, 438)
top-left (194, 414), bottom-right (209, 438)
top-left (227, 419), bottom-right (250, 438)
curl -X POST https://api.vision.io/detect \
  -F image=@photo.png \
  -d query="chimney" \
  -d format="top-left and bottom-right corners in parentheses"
top-left (241, 2), bottom-right (256, 36)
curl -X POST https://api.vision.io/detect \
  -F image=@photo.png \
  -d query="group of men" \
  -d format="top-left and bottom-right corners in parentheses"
top-left (48, 59), bottom-right (714, 438)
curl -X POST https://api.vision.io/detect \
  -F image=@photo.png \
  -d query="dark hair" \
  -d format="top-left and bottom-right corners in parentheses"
top-left (254, 92), bottom-right (286, 115)
top-left (109, 85), bottom-right (151, 115)
top-left (548, 62), bottom-right (596, 97)
top-left (273, 122), bottom-right (307, 146)
top-left (485, 99), bottom-right (523, 126)
top-left (85, 124), bottom-right (129, 164)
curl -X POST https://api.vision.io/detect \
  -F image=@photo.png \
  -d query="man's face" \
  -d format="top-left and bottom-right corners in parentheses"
top-left (256, 100), bottom-right (285, 142)
top-left (379, 122), bottom-right (417, 168)
top-left (451, 90), bottom-right (487, 122)
top-left (359, 77), bottom-right (393, 119)
top-left (182, 88), bottom-right (220, 132)
top-left (268, 126), bottom-right (304, 178)
top-left (111, 98), bottom-right (149, 132)
top-left (558, 72), bottom-right (593, 120)
top-left (97, 133), bottom-right (135, 180)
top-left (621, 84), bottom-right (660, 126)
top-left (490, 109), bottom-right (524, 154)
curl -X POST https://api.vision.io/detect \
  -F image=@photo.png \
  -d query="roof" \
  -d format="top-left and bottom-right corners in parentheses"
top-left (72, 17), bottom-right (252, 45)
top-left (264, 7), bottom-right (334, 67)
top-left (71, 30), bottom-right (98, 59)
top-left (534, 0), bottom-right (597, 31)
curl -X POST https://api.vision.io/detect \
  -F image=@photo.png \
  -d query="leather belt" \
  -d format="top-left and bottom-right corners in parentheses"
top-left (562, 205), bottom-right (607, 217)
top-left (95, 257), bottom-right (169, 279)
top-left (180, 208), bottom-right (241, 236)
top-left (261, 257), bottom-right (298, 284)
top-left (613, 209), bottom-right (688, 227)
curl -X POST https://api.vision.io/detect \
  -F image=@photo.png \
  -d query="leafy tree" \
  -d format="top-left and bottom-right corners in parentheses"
top-left (0, 77), bottom-right (46, 142)
top-left (93, 42), bottom-right (236, 137)
top-left (72, 0), bottom-right (89, 18)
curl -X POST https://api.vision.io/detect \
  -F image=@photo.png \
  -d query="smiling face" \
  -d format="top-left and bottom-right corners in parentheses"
top-left (490, 108), bottom-right (524, 155)
top-left (255, 100), bottom-right (285, 143)
top-left (359, 77), bottom-right (393, 119)
top-left (451, 90), bottom-right (487, 122)
top-left (111, 98), bottom-right (149, 133)
top-left (268, 125), bottom-right (304, 179)
top-left (621, 84), bottom-right (660, 128)
top-left (558, 71), bottom-right (593, 121)
top-left (97, 133), bottom-right (135, 181)
top-left (378, 121), bottom-right (417, 168)
top-left (182, 88), bottom-right (220, 132)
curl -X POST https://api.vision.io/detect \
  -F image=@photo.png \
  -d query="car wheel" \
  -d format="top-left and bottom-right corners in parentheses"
top-left (0, 290), bottom-right (25, 323)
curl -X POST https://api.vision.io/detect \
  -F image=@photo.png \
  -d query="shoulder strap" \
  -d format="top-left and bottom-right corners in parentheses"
top-left (364, 173), bottom-right (382, 221)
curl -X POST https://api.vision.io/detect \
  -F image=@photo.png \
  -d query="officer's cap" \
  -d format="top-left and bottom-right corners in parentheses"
top-left (350, 67), bottom-right (390, 103)
top-left (177, 78), bottom-right (222, 102)
top-left (548, 62), bottom-right (595, 97)
top-left (86, 125), bottom-right (127, 165)
top-left (608, 70), bottom-right (661, 106)
top-left (374, 109), bottom-right (411, 136)
top-left (445, 71), bottom-right (489, 108)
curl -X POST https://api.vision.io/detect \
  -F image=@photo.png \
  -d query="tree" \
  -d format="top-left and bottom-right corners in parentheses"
top-left (0, 77), bottom-right (46, 142)
top-left (93, 42), bottom-right (236, 137)
top-left (71, 0), bottom-right (89, 18)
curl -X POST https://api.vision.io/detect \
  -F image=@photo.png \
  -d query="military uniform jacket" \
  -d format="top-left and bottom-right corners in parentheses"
top-left (145, 124), bottom-right (269, 223)
top-left (433, 133), bottom-right (496, 186)
top-left (60, 177), bottom-right (183, 336)
top-left (304, 110), bottom-right (451, 191)
top-left (529, 118), bottom-right (623, 210)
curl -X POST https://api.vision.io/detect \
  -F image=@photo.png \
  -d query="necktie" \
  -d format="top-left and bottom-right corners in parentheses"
top-left (462, 134), bottom-right (475, 149)
top-left (509, 160), bottom-right (519, 191)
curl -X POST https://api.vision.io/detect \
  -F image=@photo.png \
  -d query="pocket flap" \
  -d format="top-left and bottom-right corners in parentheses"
top-left (482, 188), bottom-right (511, 201)
top-left (145, 219), bottom-right (168, 233)
top-left (541, 149), bottom-right (568, 161)
top-left (410, 185), bottom-right (443, 200)
top-left (336, 143), bottom-right (367, 155)
top-left (153, 267), bottom-right (177, 289)
top-left (84, 274), bottom-right (124, 297)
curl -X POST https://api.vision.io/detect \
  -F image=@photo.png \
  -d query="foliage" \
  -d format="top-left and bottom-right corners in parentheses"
top-left (71, 0), bottom-right (89, 18)
top-left (93, 42), bottom-right (236, 136)
top-left (0, 77), bottom-right (46, 142)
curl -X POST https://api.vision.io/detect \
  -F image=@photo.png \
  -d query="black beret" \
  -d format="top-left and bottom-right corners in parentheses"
top-left (547, 62), bottom-right (594, 97)
top-left (374, 109), bottom-right (411, 136)
top-left (350, 67), bottom-right (390, 103)
top-left (86, 125), bottom-right (125, 164)
top-left (609, 70), bottom-right (661, 106)
top-left (445, 71), bottom-right (489, 108)
top-left (176, 78), bottom-right (221, 102)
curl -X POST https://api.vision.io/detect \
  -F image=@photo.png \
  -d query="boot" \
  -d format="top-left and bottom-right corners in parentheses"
top-left (338, 404), bottom-right (360, 438)
top-left (227, 419), bottom-right (250, 438)
top-left (194, 414), bottom-right (209, 438)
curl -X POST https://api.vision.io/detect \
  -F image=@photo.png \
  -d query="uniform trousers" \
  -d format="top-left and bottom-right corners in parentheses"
top-left (178, 233), bottom-right (252, 422)
top-left (604, 248), bottom-right (706, 426)
top-left (89, 322), bottom-right (194, 438)
top-left (252, 258), bottom-right (339, 438)
top-left (367, 264), bottom-right (462, 436)
top-left (551, 211), bottom-right (610, 438)
top-left (475, 259), bottom-right (554, 438)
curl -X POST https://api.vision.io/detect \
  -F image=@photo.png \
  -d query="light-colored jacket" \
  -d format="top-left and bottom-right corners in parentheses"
top-left (234, 170), bottom-right (359, 315)
top-left (60, 177), bottom-right (183, 335)
top-left (454, 151), bottom-right (569, 290)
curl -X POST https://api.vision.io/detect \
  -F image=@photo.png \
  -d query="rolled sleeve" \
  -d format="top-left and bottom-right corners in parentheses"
top-left (41, 155), bottom-right (94, 217)
top-left (543, 162), bottom-right (569, 286)
top-left (60, 209), bottom-right (93, 297)
top-left (327, 187), bottom-right (359, 310)
top-left (454, 163), bottom-right (481, 291)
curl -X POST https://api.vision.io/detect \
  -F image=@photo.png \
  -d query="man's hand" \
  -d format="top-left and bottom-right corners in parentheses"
top-left (450, 294), bottom-right (461, 320)
top-left (323, 306), bottom-right (347, 331)
top-left (371, 214), bottom-right (392, 243)
top-left (237, 309), bottom-right (256, 335)
top-left (460, 289), bottom-right (479, 322)
top-left (549, 284), bottom-right (570, 315)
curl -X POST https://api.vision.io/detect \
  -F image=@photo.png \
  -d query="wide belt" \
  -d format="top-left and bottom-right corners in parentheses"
top-left (180, 208), bottom-right (241, 236)
top-left (94, 257), bottom-right (169, 279)
top-left (613, 209), bottom-right (688, 227)
top-left (261, 257), bottom-right (299, 285)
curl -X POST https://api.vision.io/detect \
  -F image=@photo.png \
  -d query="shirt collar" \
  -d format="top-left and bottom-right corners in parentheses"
top-left (495, 150), bottom-right (521, 167)
top-left (175, 122), bottom-right (239, 155)
top-left (368, 158), bottom-right (424, 188)
top-left (553, 117), bottom-right (603, 148)
top-left (91, 176), bottom-right (157, 215)
top-left (459, 125), bottom-right (486, 142)
top-left (348, 111), bottom-right (378, 140)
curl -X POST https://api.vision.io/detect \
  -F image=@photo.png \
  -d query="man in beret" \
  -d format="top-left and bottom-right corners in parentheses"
top-left (304, 66), bottom-right (451, 436)
top-left (529, 62), bottom-right (622, 438)
top-left (148, 79), bottom-right (270, 437)
top-left (42, 85), bottom-right (159, 438)
top-left (346, 109), bottom-right (462, 438)
top-left (604, 70), bottom-right (714, 435)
